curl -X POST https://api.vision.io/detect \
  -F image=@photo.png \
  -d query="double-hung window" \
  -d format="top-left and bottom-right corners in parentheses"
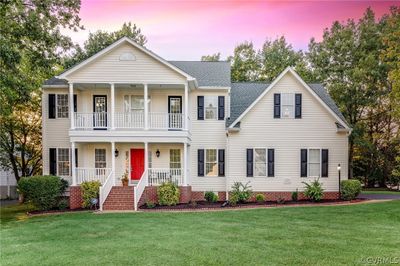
top-left (281, 93), bottom-right (294, 118)
top-left (95, 149), bottom-right (107, 168)
top-left (254, 148), bottom-right (267, 177)
top-left (57, 148), bottom-right (70, 176)
top-left (205, 149), bottom-right (218, 176)
top-left (205, 96), bottom-right (218, 120)
top-left (124, 95), bottom-right (145, 113)
top-left (308, 149), bottom-right (321, 177)
top-left (300, 148), bottom-right (329, 178)
top-left (169, 149), bottom-right (181, 169)
top-left (57, 94), bottom-right (69, 118)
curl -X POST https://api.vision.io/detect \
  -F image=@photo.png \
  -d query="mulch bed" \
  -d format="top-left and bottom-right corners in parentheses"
top-left (139, 198), bottom-right (368, 212)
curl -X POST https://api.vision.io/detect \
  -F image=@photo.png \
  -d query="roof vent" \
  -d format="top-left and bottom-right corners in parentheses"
top-left (119, 52), bottom-right (136, 61)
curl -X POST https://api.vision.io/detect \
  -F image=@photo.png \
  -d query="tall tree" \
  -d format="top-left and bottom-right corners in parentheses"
top-left (0, 0), bottom-right (82, 180)
top-left (201, 53), bottom-right (221, 62)
top-left (229, 41), bottom-right (260, 82)
top-left (64, 22), bottom-right (147, 68)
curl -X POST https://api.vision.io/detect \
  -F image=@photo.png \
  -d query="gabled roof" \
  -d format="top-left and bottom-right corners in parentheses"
top-left (56, 37), bottom-right (194, 81)
top-left (170, 61), bottom-right (231, 87)
top-left (227, 67), bottom-right (350, 129)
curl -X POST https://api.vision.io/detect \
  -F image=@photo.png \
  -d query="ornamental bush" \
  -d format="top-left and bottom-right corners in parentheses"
top-left (81, 181), bottom-right (101, 208)
top-left (157, 182), bottom-right (180, 206)
top-left (255, 194), bottom-right (265, 203)
top-left (291, 190), bottom-right (299, 201)
top-left (302, 178), bottom-right (324, 202)
top-left (340, 180), bottom-right (362, 200)
top-left (18, 175), bottom-right (67, 210)
top-left (204, 191), bottom-right (219, 203)
top-left (230, 182), bottom-right (252, 203)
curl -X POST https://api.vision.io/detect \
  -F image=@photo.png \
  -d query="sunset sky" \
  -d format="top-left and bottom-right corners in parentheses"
top-left (69, 0), bottom-right (398, 60)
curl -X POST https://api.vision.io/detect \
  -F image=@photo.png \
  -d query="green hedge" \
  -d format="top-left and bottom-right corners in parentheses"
top-left (18, 175), bottom-right (67, 210)
top-left (81, 181), bottom-right (101, 208)
top-left (157, 182), bottom-right (180, 206)
top-left (204, 191), bottom-right (219, 203)
top-left (341, 180), bottom-right (362, 200)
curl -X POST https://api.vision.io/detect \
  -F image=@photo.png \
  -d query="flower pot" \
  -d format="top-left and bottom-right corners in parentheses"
top-left (122, 179), bottom-right (129, 187)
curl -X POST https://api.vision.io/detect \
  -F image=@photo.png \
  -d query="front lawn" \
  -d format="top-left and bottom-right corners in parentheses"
top-left (361, 189), bottom-right (400, 195)
top-left (1, 201), bottom-right (399, 265)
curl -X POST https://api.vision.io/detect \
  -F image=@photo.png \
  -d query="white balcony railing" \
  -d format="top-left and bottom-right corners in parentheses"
top-left (148, 168), bottom-right (183, 186)
top-left (76, 167), bottom-right (112, 184)
top-left (73, 112), bottom-right (185, 130)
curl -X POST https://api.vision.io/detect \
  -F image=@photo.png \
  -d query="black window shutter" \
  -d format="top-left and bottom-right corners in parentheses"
top-left (73, 94), bottom-right (77, 112)
top-left (246, 149), bottom-right (253, 177)
top-left (218, 96), bottom-right (225, 120)
top-left (218, 149), bottom-right (225, 176)
top-left (321, 149), bottom-right (328, 177)
top-left (268, 149), bottom-right (275, 177)
top-left (197, 96), bottom-right (204, 120)
top-left (48, 94), bottom-right (56, 119)
top-left (295, 94), bottom-right (302, 119)
top-left (49, 148), bottom-right (57, 175)
top-left (301, 149), bottom-right (308, 177)
top-left (198, 149), bottom-right (204, 176)
top-left (75, 148), bottom-right (78, 167)
top-left (274, 94), bottom-right (281, 118)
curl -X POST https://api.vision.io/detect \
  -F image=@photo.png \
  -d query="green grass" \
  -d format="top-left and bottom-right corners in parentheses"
top-left (1, 201), bottom-right (400, 265)
top-left (362, 189), bottom-right (400, 195)
top-left (0, 203), bottom-right (35, 224)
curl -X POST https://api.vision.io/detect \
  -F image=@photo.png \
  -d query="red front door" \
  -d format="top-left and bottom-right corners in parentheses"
top-left (130, 149), bottom-right (145, 180)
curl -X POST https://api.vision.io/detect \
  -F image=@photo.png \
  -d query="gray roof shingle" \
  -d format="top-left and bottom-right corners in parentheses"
top-left (227, 82), bottom-right (349, 127)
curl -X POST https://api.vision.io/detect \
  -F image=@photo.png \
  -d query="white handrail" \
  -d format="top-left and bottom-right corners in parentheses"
top-left (76, 168), bottom-right (111, 184)
top-left (149, 113), bottom-right (184, 129)
top-left (99, 170), bottom-right (114, 211)
top-left (74, 112), bottom-right (109, 129)
top-left (148, 168), bottom-right (183, 186)
top-left (134, 169), bottom-right (148, 211)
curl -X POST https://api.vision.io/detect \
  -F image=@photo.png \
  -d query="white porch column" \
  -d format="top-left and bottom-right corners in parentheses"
top-left (184, 82), bottom-right (189, 130)
top-left (69, 83), bottom-right (74, 129)
top-left (111, 141), bottom-right (116, 185)
top-left (111, 83), bottom-right (115, 130)
top-left (144, 84), bottom-right (149, 130)
top-left (183, 142), bottom-right (188, 186)
top-left (71, 142), bottom-right (76, 185)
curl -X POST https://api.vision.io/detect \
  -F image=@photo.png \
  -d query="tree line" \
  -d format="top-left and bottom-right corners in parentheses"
top-left (1, 1), bottom-right (399, 188)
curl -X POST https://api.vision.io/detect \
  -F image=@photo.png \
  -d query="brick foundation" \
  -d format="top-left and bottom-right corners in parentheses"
top-left (248, 191), bottom-right (339, 201)
top-left (69, 186), bottom-right (83, 210)
top-left (139, 186), bottom-right (193, 207)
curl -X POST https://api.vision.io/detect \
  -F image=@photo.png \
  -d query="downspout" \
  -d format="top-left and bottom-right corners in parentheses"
top-left (225, 130), bottom-right (229, 201)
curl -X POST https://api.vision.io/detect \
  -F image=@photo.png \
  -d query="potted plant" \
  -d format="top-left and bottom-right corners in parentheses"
top-left (121, 171), bottom-right (129, 186)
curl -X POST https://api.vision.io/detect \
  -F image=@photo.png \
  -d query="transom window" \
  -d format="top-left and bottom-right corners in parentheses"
top-left (169, 149), bottom-right (181, 169)
top-left (205, 96), bottom-right (218, 120)
top-left (309, 149), bottom-right (321, 177)
top-left (281, 93), bottom-right (294, 118)
top-left (95, 149), bottom-right (107, 168)
top-left (254, 148), bottom-right (267, 177)
top-left (57, 148), bottom-right (70, 176)
top-left (57, 94), bottom-right (69, 118)
top-left (206, 149), bottom-right (218, 176)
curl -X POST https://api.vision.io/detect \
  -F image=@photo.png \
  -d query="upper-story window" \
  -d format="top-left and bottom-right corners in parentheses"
top-left (57, 94), bottom-right (69, 118)
top-left (274, 93), bottom-right (302, 119)
top-left (124, 95), bottom-right (144, 113)
top-left (48, 94), bottom-right (74, 119)
top-left (197, 96), bottom-right (225, 120)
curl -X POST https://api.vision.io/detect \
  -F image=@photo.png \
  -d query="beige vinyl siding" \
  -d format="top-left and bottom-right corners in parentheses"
top-left (42, 88), bottom-right (71, 175)
top-left (228, 72), bottom-right (348, 192)
top-left (67, 43), bottom-right (186, 84)
top-left (189, 90), bottom-right (228, 192)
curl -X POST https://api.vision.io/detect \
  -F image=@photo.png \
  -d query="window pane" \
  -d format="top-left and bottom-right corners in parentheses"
top-left (205, 96), bottom-right (217, 119)
top-left (309, 149), bottom-right (320, 163)
top-left (57, 94), bottom-right (69, 118)
top-left (309, 149), bottom-right (321, 177)
top-left (254, 149), bottom-right (266, 176)
top-left (309, 163), bottom-right (320, 177)
top-left (254, 149), bottom-right (266, 163)
top-left (206, 149), bottom-right (217, 176)
top-left (281, 93), bottom-right (294, 118)
top-left (124, 95), bottom-right (130, 112)
top-left (57, 148), bottom-right (70, 176)
top-left (170, 149), bottom-right (181, 169)
top-left (95, 149), bottom-right (106, 168)
top-left (255, 163), bottom-right (266, 176)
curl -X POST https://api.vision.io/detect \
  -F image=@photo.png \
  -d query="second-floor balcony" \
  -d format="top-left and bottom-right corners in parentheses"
top-left (74, 112), bottom-right (187, 130)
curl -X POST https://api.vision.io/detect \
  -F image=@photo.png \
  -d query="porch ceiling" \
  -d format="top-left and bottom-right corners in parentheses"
top-left (74, 83), bottom-right (185, 91)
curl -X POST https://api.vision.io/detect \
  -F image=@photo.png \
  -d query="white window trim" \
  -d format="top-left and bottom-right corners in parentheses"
top-left (123, 94), bottom-right (150, 113)
top-left (204, 95), bottom-right (218, 120)
top-left (169, 149), bottom-right (182, 169)
top-left (248, 147), bottom-right (275, 178)
top-left (280, 93), bottom-right (295, 119)
top-left (56, 147), bottom-right (71, 177)
top-left (56, 94), bottom-right (69, 119)
top-left (305, 148), bottom-right (324, 178)
top-left (205, 149), bottom-right (218, 177)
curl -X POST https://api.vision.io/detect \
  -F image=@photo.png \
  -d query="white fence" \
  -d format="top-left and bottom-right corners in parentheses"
top-left (76, 168), bottom-right (111, 184)
top-left (148, 168), bottom-right (183, 186)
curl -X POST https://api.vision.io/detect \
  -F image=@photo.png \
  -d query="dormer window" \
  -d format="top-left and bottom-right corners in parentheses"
top-left (274, 93), bottom-right (302, 119)
top-left (281, 93), bottom-right (294, 118)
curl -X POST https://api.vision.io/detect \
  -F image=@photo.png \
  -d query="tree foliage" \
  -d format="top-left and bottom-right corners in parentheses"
top-left (64, 22), bottom-right (147, 68)
top-left (229, 41), bottom-right (260, 82)
top-left (201, 53), bottom-right (221, 62)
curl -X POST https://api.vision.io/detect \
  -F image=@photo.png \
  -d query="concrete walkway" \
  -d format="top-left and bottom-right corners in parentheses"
top-left (358, 193), bottom-right (400, 200)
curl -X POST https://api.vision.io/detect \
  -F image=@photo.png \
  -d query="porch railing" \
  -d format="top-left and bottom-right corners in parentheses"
top-left (74, 112), bottom-right (109, 129)
top-left (148, 168), bottom-right (183, 186)
top-left (115, 112), bottom-right (144, 129)
top-left (134, 169), bottom-right (148, 211)
top-left (99, 170), bottom-right (114, 211)
top-left (76, 167), bottom-right (112, 184)
top-left (149, 113), bottom-right (184, 129)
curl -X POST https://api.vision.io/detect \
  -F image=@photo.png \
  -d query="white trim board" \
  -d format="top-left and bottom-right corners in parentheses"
top-left (228, 67), bottom-right (351, 131)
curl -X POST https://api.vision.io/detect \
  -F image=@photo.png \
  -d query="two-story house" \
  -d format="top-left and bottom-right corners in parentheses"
top-left (42, 37), bottom-right (350, 210)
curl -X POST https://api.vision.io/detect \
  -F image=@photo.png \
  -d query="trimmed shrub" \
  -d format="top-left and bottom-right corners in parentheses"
top-left (340, 180), bottom-right (362, 200)
top-left (204, 191), bottom-right (219, 203)
top-left (302, 178), bottom-right (324, 202)
top-left (18, 175), bottom-right (67, 210)
top-left (81, 181), bottom-right (101, 208)
top-left (157, 182), bottom-right (180, 206)
top-left (230, 182), bottom-right (252, 203)
top-left (292, 189), bottom-right (299, 201)
top-left (58, 198), bottom-right (69, 210)
top-left (255, 194), bottom-right (265, 203)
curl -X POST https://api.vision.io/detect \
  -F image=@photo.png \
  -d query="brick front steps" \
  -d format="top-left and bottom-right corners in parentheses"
top-left (103, 186), bottom-right (135, 210)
